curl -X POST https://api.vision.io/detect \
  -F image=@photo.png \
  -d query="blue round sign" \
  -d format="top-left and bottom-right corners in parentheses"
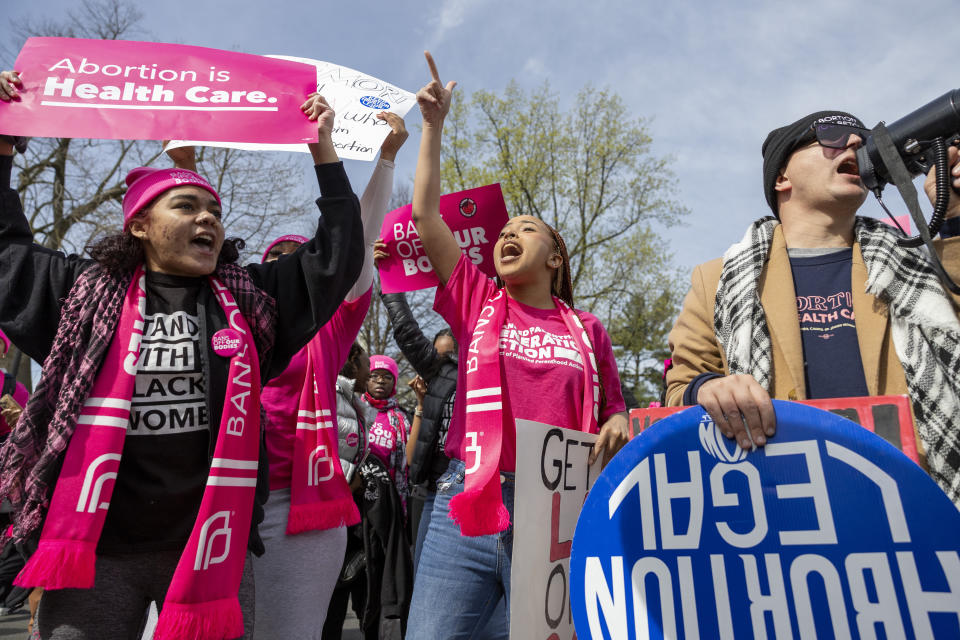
top-left (570, 401), bottom-right (960, 639)
top-left (360, 95), bottom-right (391, 110)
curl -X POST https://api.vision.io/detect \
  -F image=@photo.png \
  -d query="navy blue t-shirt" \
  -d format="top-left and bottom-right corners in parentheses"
top-left (789, 248), bottom-right (869, 399)
top-left (688, 222), bottom-right (960, 405)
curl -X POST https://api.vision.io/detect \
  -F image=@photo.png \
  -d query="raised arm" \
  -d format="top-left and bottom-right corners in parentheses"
top-left (305, 94), bottom-right (340, 166)
top-left (163, 142), bottom-right (198, 173)
top-left (347, 112), bottom-right (408, 301)
top-left (247, 94), bottom-right (363, 379)
top-left (380, 288), bottom-right (442, 378)
top-left (0, 71), bottom-right (92, 363)
top-left (405, 375), bottom-right (428, 466)
top-left (410, 52), bottom-right (462, 286)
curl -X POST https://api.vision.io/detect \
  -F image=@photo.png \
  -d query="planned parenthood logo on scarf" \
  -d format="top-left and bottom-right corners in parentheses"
top-left (570, 401), bottom-right (960, 639)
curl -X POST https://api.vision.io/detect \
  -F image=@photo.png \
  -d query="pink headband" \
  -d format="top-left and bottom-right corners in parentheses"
top-left (122, 167), bottom-right (221, 228)
top-left (260, 234), bottom-right (310, 263)
top-left (0, 329), bottom-right (9, 357)
top-left (369, 355), bottom-right (399, 395)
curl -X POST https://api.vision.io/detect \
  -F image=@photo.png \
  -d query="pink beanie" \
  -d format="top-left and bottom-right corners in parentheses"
top-left (260, 234), bottom-right (310, 263)
top-left (122, 167), bottom-right (220, 228)
top-left (369, 355), bottom-right (399, 395)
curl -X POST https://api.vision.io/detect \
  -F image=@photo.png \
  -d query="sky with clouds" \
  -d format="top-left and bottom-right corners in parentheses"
top-left (8, 0), bottom-right (960, 272)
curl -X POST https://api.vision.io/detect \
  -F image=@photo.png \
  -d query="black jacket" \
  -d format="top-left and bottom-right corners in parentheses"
top-left (380, 292), bottom-right (455, 485)
top-left (0, 157), bottom-right (363, 555)
top-left (358, 456), bottom-right (413, 640)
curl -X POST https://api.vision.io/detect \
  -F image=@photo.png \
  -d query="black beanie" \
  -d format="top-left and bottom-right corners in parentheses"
top-left (761, 111), bottom-right (866, 216)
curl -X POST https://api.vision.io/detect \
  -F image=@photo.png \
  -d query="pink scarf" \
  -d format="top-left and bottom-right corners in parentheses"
top-left (363, 395), bottom-right (408, 458)
top-left (287, 336), bottom-right (360, 534)
top-left (16, 267), bottom-right (262, 640)
top-left (448, 291), bottom-right (600, 536)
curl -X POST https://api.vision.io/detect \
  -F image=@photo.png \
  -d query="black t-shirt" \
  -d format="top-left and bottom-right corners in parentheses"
top-left (789, 248), bottom-right (869, 399)
top-left (99, 272), bottom-right (227, 553)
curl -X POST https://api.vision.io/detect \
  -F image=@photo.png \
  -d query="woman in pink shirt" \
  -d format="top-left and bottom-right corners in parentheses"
top-left (252, 113), bottom-right (407, 640)
top-left (404, 53), bottom-right (629, 639)
top-left (362, 355), bottom-right (409, 493)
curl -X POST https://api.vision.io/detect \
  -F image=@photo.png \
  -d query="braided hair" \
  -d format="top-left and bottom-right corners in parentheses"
top-left (543, 222), bottom-right (606, 409)
top-left (546, 223), bottom-right (574, 308)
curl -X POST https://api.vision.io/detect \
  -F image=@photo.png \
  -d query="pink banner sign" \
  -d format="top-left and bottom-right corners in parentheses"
top-left (378, 183), bottom-right (509, 293)
top-left (0, 37), bottom-right (318, 144)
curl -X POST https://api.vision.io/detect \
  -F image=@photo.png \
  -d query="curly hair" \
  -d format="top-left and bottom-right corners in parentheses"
top-left (546, 223), bottom-right (574, 308)
top-left (87, 230), bottom-right (245, 275)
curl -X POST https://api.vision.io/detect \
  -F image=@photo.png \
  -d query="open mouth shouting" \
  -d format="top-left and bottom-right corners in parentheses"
top-left (499, 240), bottom-right (523, 264)
top-left (837, 156), bottom-right (860, 179)
top-left (191, 232), bottom-right (217, 254)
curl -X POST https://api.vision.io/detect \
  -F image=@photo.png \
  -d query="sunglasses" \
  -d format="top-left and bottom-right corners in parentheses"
top-left (797, 123), bottom-right (869, 150)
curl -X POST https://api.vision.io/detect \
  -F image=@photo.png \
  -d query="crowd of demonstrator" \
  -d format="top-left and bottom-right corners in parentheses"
top-left (0, 46), bottom-right (959, 640)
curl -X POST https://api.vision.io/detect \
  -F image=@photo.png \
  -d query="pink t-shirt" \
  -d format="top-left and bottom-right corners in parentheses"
top-left (435, 255), bottom-right (626, 472)
top-left (0, 375), bottom-right (28, 437)
top-left (366, 408), bottom-right (409, 476)
top-left (262, 289), bottom-right (372, 490)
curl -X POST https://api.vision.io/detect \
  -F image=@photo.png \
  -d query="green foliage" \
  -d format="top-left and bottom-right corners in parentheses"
top-left (592, 226), bottom-right (686, 406)
top-left (440, 81), bottom-right (688, 405)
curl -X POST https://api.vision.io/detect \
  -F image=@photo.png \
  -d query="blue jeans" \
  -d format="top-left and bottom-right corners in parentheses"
top-left (413, 488), bottom-right (434, 572)
top-left (406, 459), bottom-right (512, 640)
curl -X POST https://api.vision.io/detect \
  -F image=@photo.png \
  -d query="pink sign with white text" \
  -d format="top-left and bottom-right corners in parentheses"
top-left (378, 183), bottom-right (508, 294)
top-left (0, 37), bottom-right (318, 143)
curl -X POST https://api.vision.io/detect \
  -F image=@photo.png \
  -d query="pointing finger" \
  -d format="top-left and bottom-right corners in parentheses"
top-left (424, 50), bottom-right (442, 84)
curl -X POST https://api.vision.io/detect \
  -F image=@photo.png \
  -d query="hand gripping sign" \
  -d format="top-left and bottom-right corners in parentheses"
top-left (570, 401), bottom-right (960, 639)
top-left (167, 57), bottom-right (416, 161)
top-left (0, 37), bottom-right (318, 144)
top-left (377, 183), bottom-right (509, 293)
top-left (631, 394), bottom-right (920, 463)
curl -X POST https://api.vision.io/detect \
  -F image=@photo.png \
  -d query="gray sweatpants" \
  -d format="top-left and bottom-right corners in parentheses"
top-left (38, 548), bottom-right (254, 640)
top-left (252, 488), bottom-right (347, 640)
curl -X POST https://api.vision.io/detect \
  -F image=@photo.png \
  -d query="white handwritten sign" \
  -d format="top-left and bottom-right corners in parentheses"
top-left (511, 419), bottom-right (603, 640)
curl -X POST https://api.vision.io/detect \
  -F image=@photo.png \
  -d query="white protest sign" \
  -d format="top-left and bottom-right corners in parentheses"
top-left (167, 57), bottom-right (416, 161)
top-left (511, 419), bottom-right (603, 640)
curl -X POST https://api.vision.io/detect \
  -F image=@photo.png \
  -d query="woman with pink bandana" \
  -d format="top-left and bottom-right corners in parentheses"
top-left (244, 113), bottom-right (407, 640)
top-left (363, 355), bottom-right (410, 490)
top-left (0, 70), bottom-right (362, 640)
top-left (337, 352), bottom-right (412, 639)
